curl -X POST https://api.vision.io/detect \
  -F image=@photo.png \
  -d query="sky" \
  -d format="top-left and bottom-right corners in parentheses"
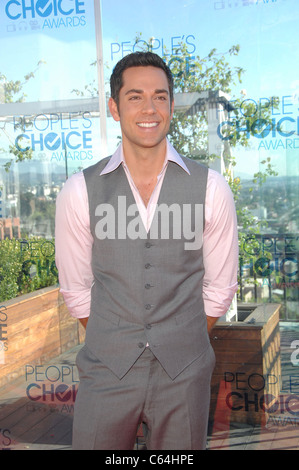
top-left (0, 0), bottom-right (298, 177)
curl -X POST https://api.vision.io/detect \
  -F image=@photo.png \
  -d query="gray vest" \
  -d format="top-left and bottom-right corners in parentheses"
top-left (83, 156), bottom-right (210, 379)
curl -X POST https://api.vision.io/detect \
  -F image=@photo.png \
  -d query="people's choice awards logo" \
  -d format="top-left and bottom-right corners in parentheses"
top-left (4, 0), bottom-right (86, 30)
top-left (14, 112), bottom-right (94, 162)
top-left (5, 0), bottom-right (85, 19)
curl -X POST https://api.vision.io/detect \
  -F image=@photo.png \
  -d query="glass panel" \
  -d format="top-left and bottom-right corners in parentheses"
top-left (100, 0), bottom-right (299, 450)
top-left (0, 0), bottom-right (98, 450)
top-left (0, 0), bottom-right (100, 299)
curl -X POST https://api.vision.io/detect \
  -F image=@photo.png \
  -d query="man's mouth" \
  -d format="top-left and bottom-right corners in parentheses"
top-left (137, 122), bottom-right (159, 128)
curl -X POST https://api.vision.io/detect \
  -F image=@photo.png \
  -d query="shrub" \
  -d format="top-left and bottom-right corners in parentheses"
top-left (0, 238), bottom-right (58, 302)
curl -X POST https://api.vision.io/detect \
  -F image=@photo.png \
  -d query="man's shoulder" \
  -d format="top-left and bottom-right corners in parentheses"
top-left (83, 156), bottom-right (111, 178)
top-left (179, 154), bottom-right (209, 174)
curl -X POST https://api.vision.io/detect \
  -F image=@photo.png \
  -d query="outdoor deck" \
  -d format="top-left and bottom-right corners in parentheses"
top-left (0, 324), bottom-right (299, 451)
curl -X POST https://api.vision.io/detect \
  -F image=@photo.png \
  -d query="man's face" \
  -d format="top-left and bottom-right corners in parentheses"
top-left (108, 66), bottom-right (174, 151)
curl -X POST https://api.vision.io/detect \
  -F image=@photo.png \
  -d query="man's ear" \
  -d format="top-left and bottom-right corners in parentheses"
top-left (108, 97), bottom-right (120, 122)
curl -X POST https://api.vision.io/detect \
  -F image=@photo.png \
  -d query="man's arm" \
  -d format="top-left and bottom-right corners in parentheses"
top-left (55, 172), bottom-right (94, 324)
top-left (79, 317), bottom-right (89, 329)
top-left (206, 315), bottom-right (219, 334)
top-left (203, 170), bottom-right (239, 324)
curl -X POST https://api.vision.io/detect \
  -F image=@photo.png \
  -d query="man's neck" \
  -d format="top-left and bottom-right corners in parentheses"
top-left (122, 139), bottom-right (167, 182)
top-left (122, 139), bottom-right (167, 206)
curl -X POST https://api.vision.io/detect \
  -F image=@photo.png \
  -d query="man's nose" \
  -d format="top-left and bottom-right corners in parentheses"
top-left (142, 97), bottom-right (156, 113)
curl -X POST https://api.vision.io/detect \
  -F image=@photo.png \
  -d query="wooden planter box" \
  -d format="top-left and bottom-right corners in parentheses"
top-left (209, 303), bottom-right (281, 426)
top-left (0, 286), bottom-right (85, 389)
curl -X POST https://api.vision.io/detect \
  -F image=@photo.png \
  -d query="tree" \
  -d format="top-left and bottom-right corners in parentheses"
top-left (0, 61), bottom-right (45, 172)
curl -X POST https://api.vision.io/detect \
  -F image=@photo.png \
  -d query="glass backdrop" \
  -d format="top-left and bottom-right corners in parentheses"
top-left (0, 0), bottom-right (298, 451)
top-left (101, 0), bottom-right (299, 321)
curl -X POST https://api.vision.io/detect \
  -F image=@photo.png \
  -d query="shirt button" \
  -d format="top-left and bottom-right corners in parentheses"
top-left (145, 283), bottom-right (151, 289)
top-left (146, 324), bottom-right (152, 330)
top-left (145, 242), bottom-right (152, 248)
top-left (145, 304), bottom-right (152, 310)
top-left (138, 342), bottom-right (145, 349)
top-left (145, 263), bottom-right (151, 269)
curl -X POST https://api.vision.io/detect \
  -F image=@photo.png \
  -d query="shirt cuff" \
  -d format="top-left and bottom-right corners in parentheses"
top-left (203, 282), bottom-right (238, 317)
top-left (60, 288), bottom-right (91, 319)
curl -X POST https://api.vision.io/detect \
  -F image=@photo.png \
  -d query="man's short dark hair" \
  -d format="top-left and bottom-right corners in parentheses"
top-left (110, 51), bottom-right (174, 108)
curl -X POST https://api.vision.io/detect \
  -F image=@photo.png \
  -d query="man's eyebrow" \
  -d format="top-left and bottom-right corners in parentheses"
top-left (155, 89), bottom-right (169, 95)
top-left (125, 89), bottom-right (143, 95)
top-left (124, 88), bottom-right (169, 95)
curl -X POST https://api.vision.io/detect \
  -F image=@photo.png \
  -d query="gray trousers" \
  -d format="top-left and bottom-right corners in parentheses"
top-left (72, 344), bottom-right (215, 450)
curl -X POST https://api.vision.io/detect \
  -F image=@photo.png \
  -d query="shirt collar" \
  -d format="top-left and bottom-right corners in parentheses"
top-left (99, 139), bottom-right (190, 176)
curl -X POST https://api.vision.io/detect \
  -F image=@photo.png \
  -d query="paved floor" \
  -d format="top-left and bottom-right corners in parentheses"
top-left (0, 323), bottom-right (298, 451)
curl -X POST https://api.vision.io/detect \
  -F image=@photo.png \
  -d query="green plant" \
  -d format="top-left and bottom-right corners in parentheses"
top-left (0, 237), bottom-right (58, 303)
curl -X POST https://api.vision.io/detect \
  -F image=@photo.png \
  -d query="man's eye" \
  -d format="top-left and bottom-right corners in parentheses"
top-left (156, 96), bottom-right (167, 101)
top-left (129, 96), bottom-right (141, 100)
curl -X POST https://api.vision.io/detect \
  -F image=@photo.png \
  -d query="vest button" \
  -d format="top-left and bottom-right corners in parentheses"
top-left (145, 283), bottom-right (151, 289)
top-left (145, 242), bottom-right (152, 248)
top-left (145, 304), bottom-right (152, 310)
top-left (146, 324), bottom-right (152, 329)
top-left (145, 263), bottom-right (151, 269)
top-left (138, 342), bottom-right (145, 349)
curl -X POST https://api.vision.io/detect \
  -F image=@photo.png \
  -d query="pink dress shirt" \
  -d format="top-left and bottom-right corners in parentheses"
top-left (55, 139), bottom-right (238, 320)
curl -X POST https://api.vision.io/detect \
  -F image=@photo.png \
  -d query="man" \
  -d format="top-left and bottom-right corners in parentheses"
top-left (55, 52), bottom-right (238, 450)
